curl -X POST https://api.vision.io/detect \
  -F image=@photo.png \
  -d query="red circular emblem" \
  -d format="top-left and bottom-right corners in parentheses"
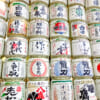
top-left (30, 59), bottom-right (47, 77)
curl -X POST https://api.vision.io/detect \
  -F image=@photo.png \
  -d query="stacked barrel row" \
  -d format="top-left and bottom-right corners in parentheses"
top-left (0, 0), bottom-right (100, 100)
top-left (86, 0), bottom-right (100, 99)
top-left (69, 0), bottom-right (96, 100)
top-left (0, 0), bottom-right (50, 100)
top-left (50, 0), bottom-right (73, 100)
top-left (27, 0), bottom-right (50, 100)
top-left (50, 0), bottom-right (99, 100)
top-left (0, 0), bottom-right (10, 99)
top-left (0, 0), bottom-right (29, 100)
top-left (0, 0), bottom-right (8, 78)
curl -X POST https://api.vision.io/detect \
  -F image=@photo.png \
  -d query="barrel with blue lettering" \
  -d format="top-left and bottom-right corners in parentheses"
top-left (72, 58), bottom-right (93, 78)
top-left (9, 1), bottom-right (29, 20)
top-left (69, 5), bottom-right (86, 22)
top-left (50, 3), bottom-right (68, 21)
top-left (31, 2), bottom-right (49, 21)
top-left (29, 37), bottom-right (50, 57)
top-left (70, 21), bottom-right (89, 39)
top-left (51, 57), bottom-right (72, 80)
top-left (29, 19), bottom-right (49, 38)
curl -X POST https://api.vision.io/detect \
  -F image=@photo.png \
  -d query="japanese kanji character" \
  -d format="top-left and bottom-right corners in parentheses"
top-left (34, 7), bottom-right (41, 17)
top-left (80, 25), bottom-right (85, 34)
top-left (9, 41), bottom-right (22, 55)
top-left (95, 12), bottom-right (100, 21)
top-left (57, 42), bottom-right (67, 54)
top-left (80, 86), bottom-right (89, 100)
top-left (57, 6), bottom-right (64, 17)
top-left (93, 0), bottom-right (99, 5)
top-left (76, 6), bottom-right (83, 17)
top-left (36, 23), bottom-right (42, 34)
top-left (15, 5), bottom-right (22, 16)
top-left (82, 61), bottom-right (90, 75)
top-left (35, 41), bottom-right (45, 50)
top-left (9, 62), bottom-right (19, 77)
top-left (40, 6), bottom-right (46, 15)
top-left (36, 61), bottom-right (41, 75)
top-left (60, 61), bottom-right (68, 75)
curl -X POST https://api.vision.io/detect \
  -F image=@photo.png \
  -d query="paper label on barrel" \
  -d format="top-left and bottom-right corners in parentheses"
top-left (72, 59), bottom-right (93, 77)
top-left (71, 21), bottom-right (89, 38)
top-left (93, 59), bottom-right (100, 76)
top-left (28, 58), bottom-right (49, 77)
top-left (69, 5), bottom-right (85, 21)
top-left (51, 39), bottom-right (71, 56)
top-left (86, 9), bottom-right (100, 24)
top-left (91, 40), bottom-right (100, 57)
top-left (74, 79), bottom-right (97, 100)
top-left (0, 1), bottom-right (7, 19)
top-left (86, 0), bottom-right (100, 8)
top-left (0, 19), bottom-right (7, 37)
top-left (1, 85), bottom-right (25, 100)
top-left (50, 3), bottom-right (68, 20)
top-left (31, 3), bottom-right (49, 20)
top-left (51, 80), bottom-right (73, 100)
top-left (6, 38), bottom-right (27, 56)
top-left (30, 20), bottom-right (49, 37)
top-left (27, 81), bottom-right (49, 100)
top-left (89, 24), bottom-right (100, 39)
top-left (3, 60), bottom-right (26, 78)
top-left (50, 20), bottom-right (69, 37)
top-left (51, 58), bottom-right (72, 77)
top-left (9, 2), bottom-right (29, 20)
top-left (68, 0), bottom-right (85, 5)
top-left (50, 0), bottom-right (67, 4)
top-left (8, 19), bottom-right (27, 36)
top-left (72, 39), bottom-right (91, 57)
top-left (29, 38), bottom-right (49, 56)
